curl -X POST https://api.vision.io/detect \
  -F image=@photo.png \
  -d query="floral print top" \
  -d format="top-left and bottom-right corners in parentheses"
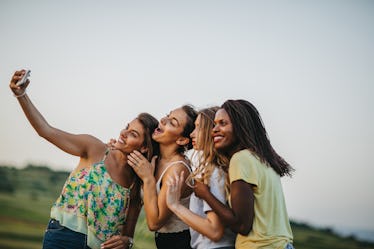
top-left (50, 149), bottom-right (132, 249)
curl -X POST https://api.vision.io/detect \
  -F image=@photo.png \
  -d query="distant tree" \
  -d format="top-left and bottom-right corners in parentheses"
top-left (30, 190), bottom-right (39, 200)
top-left (49, 171), bottom-right (69, 183)
top-left (32, 181), bottom-right (47, 192)
top-left (0, 167), bottom-right (15, 193)
top-left (24, 164), bottom-right (51, 172)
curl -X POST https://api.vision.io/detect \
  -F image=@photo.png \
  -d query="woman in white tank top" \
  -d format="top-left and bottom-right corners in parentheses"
top-left (165, 107), bottom-right (236, 249)
top-left (128, 105), bottom-right (198, 249)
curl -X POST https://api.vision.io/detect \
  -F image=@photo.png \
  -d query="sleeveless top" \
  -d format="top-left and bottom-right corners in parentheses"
top-left (156, 160), bottom-right (192, 233)
top-left (50, 149), bottom-right (133, 249)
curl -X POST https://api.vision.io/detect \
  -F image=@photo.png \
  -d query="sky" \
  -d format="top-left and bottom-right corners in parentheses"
top-left (1, 0), bottom-right (373, 237)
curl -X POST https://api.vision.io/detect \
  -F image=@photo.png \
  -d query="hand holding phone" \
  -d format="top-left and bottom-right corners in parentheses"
top-left (16, 69), bottom-right (31, 86)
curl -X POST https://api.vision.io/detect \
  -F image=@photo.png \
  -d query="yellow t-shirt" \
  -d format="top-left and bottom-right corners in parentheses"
top-left (229, 150), bottom-right (293, 249)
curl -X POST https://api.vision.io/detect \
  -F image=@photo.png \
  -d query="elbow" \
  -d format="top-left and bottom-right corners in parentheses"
top-left (36, 129), bottom-right (48, 139)
top-left (147, 221), bottom-right (163, 232)
top-left (230, 220), bottom-right (252, 235)
top-left (36, 125), bottom-right (53, 140)
top-left (209, 229), bottom-right (224, 242)
top-left (238, 223), bottom-right (252, 236)
top-left (147, 224), bottom-right (159, 232)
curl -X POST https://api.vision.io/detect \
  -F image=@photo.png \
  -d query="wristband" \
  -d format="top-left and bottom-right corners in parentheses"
top-left (14, 91), bottom-right (27, 98)
top-left (127, 237), bottom-right (134, 249)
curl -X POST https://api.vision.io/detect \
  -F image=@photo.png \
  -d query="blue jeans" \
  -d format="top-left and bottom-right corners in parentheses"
top-left (285, 243), bottom-right (295, 249)
top-left (42, 219), bottom-right (91, 249)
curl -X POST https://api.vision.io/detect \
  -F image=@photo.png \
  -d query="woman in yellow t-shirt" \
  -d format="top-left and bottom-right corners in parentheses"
top-left (194, 99), bottom-right (295, 249)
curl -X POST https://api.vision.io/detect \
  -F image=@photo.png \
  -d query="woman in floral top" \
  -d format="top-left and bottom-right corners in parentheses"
top-left (9, 70), bottom-right (159, 249)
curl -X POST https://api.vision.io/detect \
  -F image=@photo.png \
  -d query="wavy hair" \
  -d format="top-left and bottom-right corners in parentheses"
top-left (186, 107), bottom-right (229, 187)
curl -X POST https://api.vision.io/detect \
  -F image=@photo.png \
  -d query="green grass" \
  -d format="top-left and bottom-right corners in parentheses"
top-left (0, 165), bottom-right (156, 249)
top-left (0, 192), bottom-right (49, 249)
top-left (1, 165), bottom-right (373, 249)
top-left (0, 192), bottom-right (156, 249)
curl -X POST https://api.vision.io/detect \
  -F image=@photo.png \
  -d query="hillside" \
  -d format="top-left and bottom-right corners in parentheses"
top-left (0, 165), bottom-right (373, 249)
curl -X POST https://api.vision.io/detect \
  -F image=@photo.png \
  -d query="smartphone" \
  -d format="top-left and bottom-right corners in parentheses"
top-left (16, 69), bottom-right (31, 86)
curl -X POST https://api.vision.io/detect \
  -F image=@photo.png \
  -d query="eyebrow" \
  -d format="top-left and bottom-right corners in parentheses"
top-left (168, 112), bottom-right (180, 126)
top-left (126, 123), bottom-right (141, 136)
top-left (131, 129), bottom-right (141, 136)
top-left (171, 117), bottom-right (180, 126)
top-left (214, 118), bottom-right (226, 124)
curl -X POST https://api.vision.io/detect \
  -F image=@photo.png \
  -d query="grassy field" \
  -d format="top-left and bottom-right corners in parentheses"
top-left (0, 192), bottom-right (156, 249)
top-left (1, 165), bottom-right (373, 249)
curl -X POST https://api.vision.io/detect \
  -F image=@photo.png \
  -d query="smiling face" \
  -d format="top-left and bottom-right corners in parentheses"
top-left (212, 108), bottom-right (236, 153)
top-left (114, 119), bottom-right (147, 154)
top-left (152, 107), bottom-right (188, 146)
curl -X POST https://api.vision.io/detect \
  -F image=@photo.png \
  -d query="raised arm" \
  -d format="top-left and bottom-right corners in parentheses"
top-left (9, 70), bottom-right (104, 159)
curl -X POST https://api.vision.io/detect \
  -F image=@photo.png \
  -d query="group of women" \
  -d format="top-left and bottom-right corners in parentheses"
top-left (9, 70), bottom-right (294, 249)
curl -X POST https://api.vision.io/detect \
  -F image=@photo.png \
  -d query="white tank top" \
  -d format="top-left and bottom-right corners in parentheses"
top-left (156, 160), bottom-right (192, 233)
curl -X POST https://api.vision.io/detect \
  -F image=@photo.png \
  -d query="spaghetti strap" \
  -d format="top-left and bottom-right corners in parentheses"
top-left (128, 179), bottom-right (136, 190)
top-left (156, 160), bottom-right (192, 192)
top-left (102, 148), bottom-right (110, 162)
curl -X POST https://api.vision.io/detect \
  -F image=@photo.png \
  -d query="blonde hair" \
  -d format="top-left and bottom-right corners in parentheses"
top-left (186, 107), bottom-right (229, 187)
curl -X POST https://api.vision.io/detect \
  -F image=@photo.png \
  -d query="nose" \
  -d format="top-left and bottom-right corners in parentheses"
top-left (160, 117), bottom-right (167, 125)
top-left (121, 129), bottom-right (128, 138)
top-left (212, 124), bottom-right (219, 132)
top-left (190, 129), bottom-right (196, 138)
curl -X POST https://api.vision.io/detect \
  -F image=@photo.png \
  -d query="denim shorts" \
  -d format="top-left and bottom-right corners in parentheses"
top-left (42, 219), bottom-right (91, 249)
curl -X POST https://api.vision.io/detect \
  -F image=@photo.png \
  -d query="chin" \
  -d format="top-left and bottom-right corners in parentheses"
top-left (152, 136), bottom-right (161, 143)
top-left (215, 143), bottom-right (228, 153)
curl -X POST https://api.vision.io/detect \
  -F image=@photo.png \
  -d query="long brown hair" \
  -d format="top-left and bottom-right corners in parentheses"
top-left (137, 112), bottom-right (159, 160)
top-left (222, 99), bottom-right (294, 177)
top-left (132, 113), bottom-right (159, 205)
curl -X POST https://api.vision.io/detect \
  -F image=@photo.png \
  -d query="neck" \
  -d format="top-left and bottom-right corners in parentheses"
top-left (107, 149), bottom-right (136, 188)
top-left (159, 144), bottom-right (181, 162)
top-left (110, 149), bottom-right (128, 165)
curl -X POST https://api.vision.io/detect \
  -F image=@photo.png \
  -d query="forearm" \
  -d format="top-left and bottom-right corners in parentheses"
top-left (142, 178), bottom-right (163, 231)
top-left (17, 94), bottom-right (52, 138)
top-left (169, 203), bottom-right (223, 241)
top-left (202, 191), bottom-right (237, 226)
top-left (122, 202), bottom-right (142, 237)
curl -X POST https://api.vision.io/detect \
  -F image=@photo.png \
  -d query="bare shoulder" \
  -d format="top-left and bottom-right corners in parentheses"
top-left (166, 159), bottom-right (191, 175)
top-left (83, 135), bottom-right (107, 161)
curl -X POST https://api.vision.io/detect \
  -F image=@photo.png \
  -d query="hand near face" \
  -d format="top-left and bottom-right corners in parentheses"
top-left (128, 150), bottom-right (157, 181)
top-left (193, 180), bottom-right (210, 200)
top-left (166, 170), bottom-right (185, 210)
top-left (107, 138), bottom-right (117, 150)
